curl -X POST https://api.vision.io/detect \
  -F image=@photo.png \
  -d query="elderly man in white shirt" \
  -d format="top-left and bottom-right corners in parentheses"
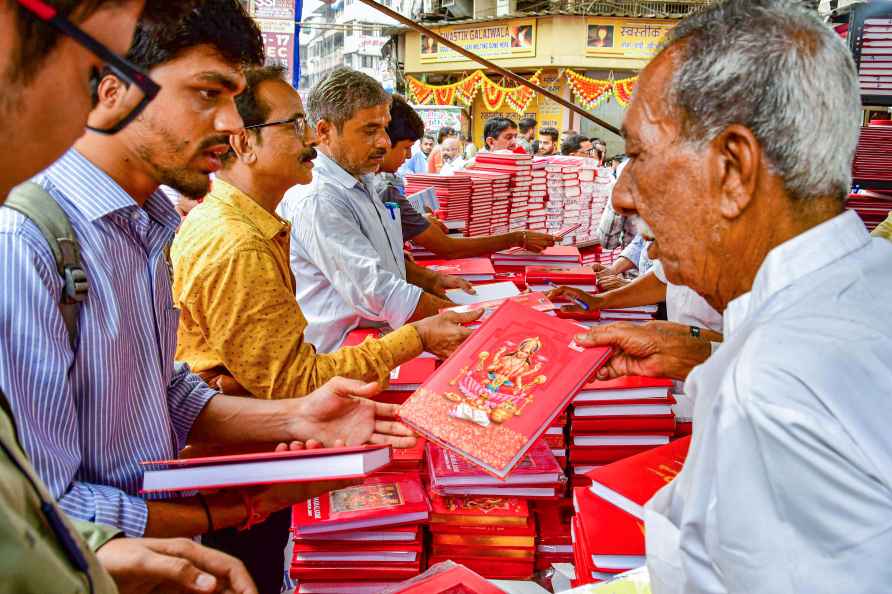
top-left (575, 1), bottom-right (892, 593)
top-left (279, 68), bottom-right (465, 352)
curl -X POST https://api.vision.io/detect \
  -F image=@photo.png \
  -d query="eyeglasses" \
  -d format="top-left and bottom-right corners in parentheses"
top-left (244, 115), bottom-right (311, 139)
top-left (17, 0), bottom-right (160, 135)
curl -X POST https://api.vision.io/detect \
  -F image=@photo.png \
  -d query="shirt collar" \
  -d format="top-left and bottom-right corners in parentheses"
top-left (42, 148), bottom-right (180, 232)
top-left (724, 210), bottom-right (870, 335)
top-left (315, 150), bottom-right (362, 190)
top-left (208, 178), bottom-right (289, 240)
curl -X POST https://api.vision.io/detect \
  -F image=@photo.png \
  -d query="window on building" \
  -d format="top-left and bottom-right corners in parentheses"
top-left (362, 55), bottom-right (374, 69)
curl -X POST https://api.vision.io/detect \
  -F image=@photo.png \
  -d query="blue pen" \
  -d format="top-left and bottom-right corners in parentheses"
top-left (384, 201), bottom-right (398, 221)
top-left (547, 281), bottom-right (590, 311)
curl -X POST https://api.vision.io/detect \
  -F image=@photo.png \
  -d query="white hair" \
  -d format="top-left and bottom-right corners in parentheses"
top-left (663, 0), bottom-right (861, 202)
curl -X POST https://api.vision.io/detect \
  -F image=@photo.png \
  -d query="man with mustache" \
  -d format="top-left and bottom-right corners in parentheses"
top-left (0, 3), bottom-right (419, 591)
top-left (279, 67), bottom-right (473, 353)
top-left (575, 1), bottom-right (892, 592)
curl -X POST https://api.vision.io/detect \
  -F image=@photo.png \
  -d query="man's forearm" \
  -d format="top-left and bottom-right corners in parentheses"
top-left (405, 258), bottom-right (440, 293)
top-left (188, 394), bottom-right (299, 446)
top-left (145, 493), bottom-right (246, 538)
top-left (597, 271), bottom-right (666, 310)
top-left (435, 232), bottom-right (520, 259)
top-left (407, 291), bottom-right (452, 322)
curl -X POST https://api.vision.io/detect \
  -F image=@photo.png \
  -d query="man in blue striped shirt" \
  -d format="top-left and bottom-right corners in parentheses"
top-left (0, 1), bottom-right (415, 590)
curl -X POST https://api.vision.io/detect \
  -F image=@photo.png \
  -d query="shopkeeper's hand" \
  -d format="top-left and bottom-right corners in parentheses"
top-left (514, 231), bottom-right (557, 253)
top-left (432, 273), bottom-right (476, 298)
top-left (425, 214), bottom-right (449, 234)
top-left (574, 320), bottom-right (712, 382)
top-left (546, 286), bottom-right (602, 313)
top-left (597, 273), bottom-right (630, 291)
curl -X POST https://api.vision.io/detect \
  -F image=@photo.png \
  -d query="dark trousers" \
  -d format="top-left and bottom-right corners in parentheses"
top-left (202, 507), bottom-right (291, 594)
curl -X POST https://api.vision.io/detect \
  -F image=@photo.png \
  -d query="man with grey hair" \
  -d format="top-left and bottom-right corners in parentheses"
top-left (574, 1), bottom-right (892, 592)
top-left (278, 67), bottom-right (474, 352)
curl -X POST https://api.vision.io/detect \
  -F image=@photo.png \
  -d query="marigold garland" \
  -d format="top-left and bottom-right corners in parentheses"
top-left (405, 70), bottom-right (639, 113)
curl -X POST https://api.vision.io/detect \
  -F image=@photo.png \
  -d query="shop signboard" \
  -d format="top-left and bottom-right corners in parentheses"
top-left (412, 105), bottom-right (469, 136)
top-left (256, 18), bottom-right (296, 83)
top-left (250, 0), bottom-right (295, 19)
top-left (585, 18), bottom-right (676, 59)
top-left (421, 19), bottom-right (537, 64)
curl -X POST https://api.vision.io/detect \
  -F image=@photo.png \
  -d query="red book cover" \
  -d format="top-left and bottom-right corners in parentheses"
top-left (572, 395), bottom-right (675, 407)
top-left (290, 563), bottom-right (421, 581)
top-left (429, 516), bottom-right (536, 536)
top-left (386, 358), bottom-right (438, 390)
top-left (495, 245), bottom-right (581, 261)
top-left (575, 376), bottom-right (673, 402)
top-left (293, 525), bottom-right (421, 543)
top-left (431, 545), bottom-right (534, 560)
top-left (429, 493), bottom-right (529, 526)
top-left (399, 301), bottom-right (611, 478)
top-left (390, 438), bottom-right (426, 466)
top-left (573, 487), bottom-right (646, 567)
top-left (569, 445), bottom-right (657, 464)
top-left (525, 266), bottom-right (597, 284)
top-left (291, 473), bottom-right (430, 535)
top-left (585, 436), bottom-right (690, 519)
top-left (422, 258), bottom-right (496, 280)
top-left (428, 440), bottom-right (562, 487)
top-left (572, 416), bottom-right (677, 434)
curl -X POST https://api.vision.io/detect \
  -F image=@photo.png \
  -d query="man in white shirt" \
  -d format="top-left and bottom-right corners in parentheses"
top-left (575, 1), bottom-right (892, 593)
top-left (279, 67), bottom-right (458, 352)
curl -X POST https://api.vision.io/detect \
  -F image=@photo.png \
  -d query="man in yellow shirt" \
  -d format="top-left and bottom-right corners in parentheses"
top-left (171, 65), bottom-right (478, 400)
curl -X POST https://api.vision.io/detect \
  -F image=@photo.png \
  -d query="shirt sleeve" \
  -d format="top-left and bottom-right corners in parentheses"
top-left (182, 248), bottom-right (422, 399)
top-left (0, 218), bottom-right (150, 536)
top-left (295, 192), bottom-right (423, 331)
top-left (71, 519), bottom-right (122, 552)
top-left (704, 328), bottom-right (892, 594)
top-left (166, 362), bottom-right (216, 450)
top-left (619, 234), bottom-right (645, 269)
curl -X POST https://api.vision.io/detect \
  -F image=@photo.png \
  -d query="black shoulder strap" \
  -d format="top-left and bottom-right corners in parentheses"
top-left (4, 182), bottom-right (88, 349)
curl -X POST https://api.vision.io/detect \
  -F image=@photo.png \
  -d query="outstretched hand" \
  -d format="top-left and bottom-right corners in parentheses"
top-left (296, 378), bottom-right (417, 449)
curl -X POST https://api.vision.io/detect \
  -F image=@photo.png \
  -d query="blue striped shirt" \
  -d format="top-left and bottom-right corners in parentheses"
top-left (0, 149), bottom-right (217, 536)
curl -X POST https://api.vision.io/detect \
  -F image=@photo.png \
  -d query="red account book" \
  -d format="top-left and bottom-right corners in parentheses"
top-left (586, 436), bottom-right (691, 519)
top-left (291, 472), bottom-right (430, 535)
top-left (422, 258), bottom-right (496, 281)
top-left (141, 445), bottom-right (390, 493)
top-left (573, 487), bottom-right (646, 571)
top-left (574, 376), bottom-right (674, 402)
top-left (399, 301), bottom-right (611, 478)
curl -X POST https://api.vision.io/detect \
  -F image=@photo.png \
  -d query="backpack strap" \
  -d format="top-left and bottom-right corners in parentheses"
top-left (4, 182), bottom-right (88, 349)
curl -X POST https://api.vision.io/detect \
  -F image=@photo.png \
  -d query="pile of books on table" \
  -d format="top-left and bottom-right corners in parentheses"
top-left (528, 158), bottom-right (549, 232)
top-left (857, 18), bottom-right (892, 98)
top-left (846, 191), bottom-right (892, 231)
top-left (456, 169), bottom-right (512, 237)
top-left (290, 472), bottom-right (432, 592)
top-left (599, 304), bottom-right (658, 323)
top-left (525, 265), bottom-right (597, 293)
top-left (470, 151), bottom-right (533, 234)
top-left (544, 156), bottom-right (586, 241)
top-left (568, 376), bottom-right (676, 488)
top-left (531, 498), bottom-right (575, 571)
top-left (404, 174), bottom-right (471, 223)
top-left (428, 492), bottom-right (537, 580)
top-left (571, 438), bottom-right (690, 586)
top-left (491, 245), bottom-right (582, 271)
top-left (853, 123), bottom-right (892, 185)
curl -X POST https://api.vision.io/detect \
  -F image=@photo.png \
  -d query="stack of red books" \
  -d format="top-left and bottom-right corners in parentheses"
top-left (470, 151), bottom-right (533, 234)
top-left (491, 245), bottom-right (582, 271)
top-left (404, 174), bottom-right (472, 222)
top-left (290, 473), bottom-right (431, 591)
top-left (569, 376), bottom-right (676, 486)
top-left (846, 192), bottom-right (892, 232)
top-left (578, 245), bottom-right (602, 268)
top-left (525, 265), bottom-right (597, 292)
top-left (342, 329), bottom-right (438, 405)
top-left (858, 18), bottom-right (892, 98)
top-left (528, 158), bottom-right (549, 231)
top-left (456, 169), bottom-right (512, 235)
top-left (853, 124), bottom-right (892, 186)
top-left (382, 560), bottom-right (507, 593)
top-left (427, 440), bottom-right (567, 499)
top-left (428, 493), bottom-right (536, 579)
top-left (420, 258), bottom-right (496, 282)
top-left (530, 499), bottom-right (574, 571)
top-left (541, 414), bottom-right (568, 468)
top-left (571, 438), bottom-right (691, 585)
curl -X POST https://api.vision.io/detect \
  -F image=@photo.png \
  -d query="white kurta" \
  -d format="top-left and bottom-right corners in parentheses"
top-left (646, 211), bottom-right (892, 594)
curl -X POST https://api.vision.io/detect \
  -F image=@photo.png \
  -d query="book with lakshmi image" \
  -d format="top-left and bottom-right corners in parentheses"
top-left (400, 301), bottom-right (612, 478)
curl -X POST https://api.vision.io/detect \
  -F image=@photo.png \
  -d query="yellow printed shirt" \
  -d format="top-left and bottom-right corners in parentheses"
top-left (871, 212), bottom-right (892, 242)
top-left (171, 179), bottom-right (422, 399)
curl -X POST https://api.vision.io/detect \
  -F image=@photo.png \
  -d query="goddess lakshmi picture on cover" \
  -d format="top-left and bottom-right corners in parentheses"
top-left (445, 337), bottom-right (549, 428)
